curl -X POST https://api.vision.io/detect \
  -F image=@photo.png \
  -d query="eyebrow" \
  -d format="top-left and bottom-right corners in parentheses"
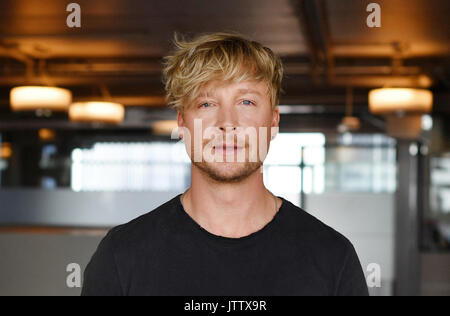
top-left (195, 88), bottom-right (263, 100)
top-left (236, 89), bottom-right (263, 97)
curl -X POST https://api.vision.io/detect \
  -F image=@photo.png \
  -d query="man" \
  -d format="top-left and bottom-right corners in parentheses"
top-left (82, 32), bottom-right (369, 296)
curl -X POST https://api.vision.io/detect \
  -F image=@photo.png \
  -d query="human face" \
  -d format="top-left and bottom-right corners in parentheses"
top-left (177, 79), bottom-right (280, 183)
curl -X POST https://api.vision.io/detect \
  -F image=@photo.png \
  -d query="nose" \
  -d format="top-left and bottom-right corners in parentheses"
top-left (219, 126), bottom-right (236, 132)
top-left (217, 105), bottom-right (238, 132)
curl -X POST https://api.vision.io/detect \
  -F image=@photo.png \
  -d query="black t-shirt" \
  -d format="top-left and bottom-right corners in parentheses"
top-left (82, 194), bottom-right (369, 296)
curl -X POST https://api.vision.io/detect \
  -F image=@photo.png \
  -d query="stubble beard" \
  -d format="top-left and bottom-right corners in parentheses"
top-left (192, 159), bottom-right (263, 183)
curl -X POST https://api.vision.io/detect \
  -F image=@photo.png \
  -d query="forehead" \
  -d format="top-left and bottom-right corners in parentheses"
top-left (198, 80), bottom-right (269, 97)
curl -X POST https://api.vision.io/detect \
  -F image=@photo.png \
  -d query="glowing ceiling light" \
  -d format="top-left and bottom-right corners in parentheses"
top-left (421, 114), bottom-right (433, 131)
top-left (69, 102), bottom-right (125, 124)
top-left (10, 86), bottom-right (72, 112)
top-left (152, 120), bottom-right (179, 135)
top-left (0, 143), bottom-right (12, 159)
top-left (369, 88), bottom-right (433, 115)
top-left (38, 128), bottom-right (57, 141)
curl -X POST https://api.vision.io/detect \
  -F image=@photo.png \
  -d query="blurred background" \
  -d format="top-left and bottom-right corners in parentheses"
top-left (0, 0), bottom-right (449, 296)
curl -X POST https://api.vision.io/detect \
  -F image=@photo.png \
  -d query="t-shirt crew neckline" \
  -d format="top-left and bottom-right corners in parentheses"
top-left (176, 193), bottom-right (286, 246)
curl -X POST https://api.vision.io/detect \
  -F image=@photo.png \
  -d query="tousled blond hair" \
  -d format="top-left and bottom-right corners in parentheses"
top-left (162, 32), bottom-right (284, 114)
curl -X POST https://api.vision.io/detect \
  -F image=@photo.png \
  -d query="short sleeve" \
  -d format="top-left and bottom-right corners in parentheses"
top-left (334, 242), bottom-right (369, 296)
top-left (81, 229), bottom-right (124, 296)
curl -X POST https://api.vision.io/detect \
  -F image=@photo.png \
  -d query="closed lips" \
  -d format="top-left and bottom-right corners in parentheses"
top-left (214, 145), bottom-right (243, 149)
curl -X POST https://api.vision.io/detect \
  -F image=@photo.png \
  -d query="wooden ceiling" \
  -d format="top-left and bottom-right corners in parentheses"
top-left (0, 0), bottom-right (448, 132)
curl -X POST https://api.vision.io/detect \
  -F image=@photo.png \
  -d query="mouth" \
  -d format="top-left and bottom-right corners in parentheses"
top-left (213, 145), bottom-right (244, 155)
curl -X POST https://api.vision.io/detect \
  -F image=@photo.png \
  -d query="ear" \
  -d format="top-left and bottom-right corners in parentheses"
top-left (271, 106), bottom-right (280, 127)
top-left (271, 106), bottom-right (280, 139)
top-left (177, 111), bottom-right (184, 127)
top-left (177, 111), bottom-right (185, 138)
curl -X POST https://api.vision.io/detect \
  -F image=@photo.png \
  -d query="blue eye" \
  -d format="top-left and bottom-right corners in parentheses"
top-left (200, 102), bottom-right (212, 108)
top-left (241, 100), bottom-right (254, 106)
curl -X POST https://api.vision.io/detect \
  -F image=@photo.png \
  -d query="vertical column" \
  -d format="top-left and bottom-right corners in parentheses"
top-left (395, 140), bottom-right (423, 296)
top-left (0, 132), bottom-right (2, 187)
top-left (300, 146), bottom-right (306, 209)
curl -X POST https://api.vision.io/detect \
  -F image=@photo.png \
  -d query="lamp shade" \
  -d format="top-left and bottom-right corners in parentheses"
top-left (386, 114), bottom-right (423, 139)
top-left (38, 128), bottom-right (56, 141)
top-left (69, 102), bottom-right (125, 124)
top-left (369, 88), bottom-right (433, 115)
top-left (1, 142), bottom-right (12, 159)
top-left (152, 120), bottom-right (179, 135)
top-left (10, 86), bottom-right (72, 111)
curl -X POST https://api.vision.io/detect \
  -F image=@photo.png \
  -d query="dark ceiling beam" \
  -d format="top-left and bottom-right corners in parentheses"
top-left (329, 75), bottom-right (433, 88)
top-left (0, 45), bottom-right (34, 77)
top-left (280, 94), bottom-right (369, 106)
top-left (74, 96), bottom-right (167, 107)
top-left (0, 52), bottom-right (432, 85)
top-left (0, 65), bottom-right (426, 88)
top-left (308, 0), bottom-right (334, 82)
top-left (290, 0), bottom-right (334, 84)
top-left (0, 120), bottom-right (152, 131)
top-left (0, 75), bottom-right (161, 86)
top-left (46, 59), bottom-right (163, 75)
top-left (290, 0), bottom-right (319, 83)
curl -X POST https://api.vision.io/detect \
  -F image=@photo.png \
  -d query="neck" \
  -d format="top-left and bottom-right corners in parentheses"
top-left (181, 164), bottom-right (281, 238)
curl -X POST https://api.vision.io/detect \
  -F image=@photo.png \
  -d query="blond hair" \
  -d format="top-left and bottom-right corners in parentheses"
top-left (162, 32), bottom-right (284, 114)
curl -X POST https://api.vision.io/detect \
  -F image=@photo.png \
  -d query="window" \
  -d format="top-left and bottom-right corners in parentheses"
top-left (71, 142), bottom-right (190, 192)
top-left (263, 133), bottom-right (326, 206)
top-left (425, 154), bottom-right (450, 250)
top-left (263, 133), bottom-right (397, 207)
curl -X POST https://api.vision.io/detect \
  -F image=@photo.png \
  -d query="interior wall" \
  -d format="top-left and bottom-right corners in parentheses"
top-left (0, 232), bottom-right (105, 296)
top-left (306, 192), bottom-right (395, 296)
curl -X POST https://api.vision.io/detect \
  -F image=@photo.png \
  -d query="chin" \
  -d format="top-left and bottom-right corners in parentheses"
top-left (193, 161), bottom-right (262, 183)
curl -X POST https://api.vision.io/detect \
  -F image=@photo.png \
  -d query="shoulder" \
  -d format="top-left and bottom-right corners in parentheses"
top-left (279, 198), bottom-right (366, 294)
top-left (104, 195), bottom-right (181, 250)
top-left (279, 198), bottom-right (355, 254)
top-left (82, 195), bottom-right (182, 295)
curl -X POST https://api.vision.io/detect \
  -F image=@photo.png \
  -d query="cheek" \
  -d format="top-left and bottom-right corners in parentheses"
top-left (182, 122), bottom-right (219, 148)
top-left (238, 109), bottom-right (271, 127)
top-left (255, 115), bottom-right (276, 148)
